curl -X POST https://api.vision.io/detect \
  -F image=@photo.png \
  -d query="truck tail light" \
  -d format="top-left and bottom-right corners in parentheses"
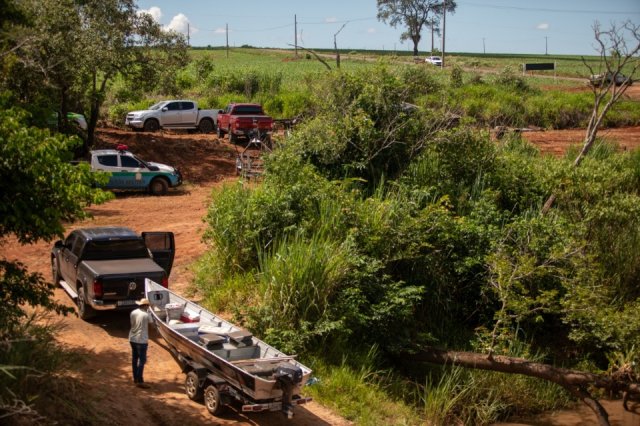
top-left (161, 276), bottom-right (169, 288)
top-left (93, 279), bottom-right (103, 297)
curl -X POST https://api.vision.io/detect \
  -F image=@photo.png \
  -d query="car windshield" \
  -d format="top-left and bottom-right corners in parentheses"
top-left (82, 239), bottom-right (149, 260)
top-left (148, 102), bottom-right (168, 111)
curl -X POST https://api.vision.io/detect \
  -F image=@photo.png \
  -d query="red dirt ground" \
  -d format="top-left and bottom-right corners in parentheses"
top-left (3, 109), bottom-right (640, 424)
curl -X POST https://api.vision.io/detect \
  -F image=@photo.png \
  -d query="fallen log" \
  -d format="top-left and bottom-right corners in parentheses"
top-left (406, 347), bottom-right (640, 426)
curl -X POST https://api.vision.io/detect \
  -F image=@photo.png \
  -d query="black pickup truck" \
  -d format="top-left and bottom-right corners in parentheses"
top-left (51, 227), bottom-right (175, 320)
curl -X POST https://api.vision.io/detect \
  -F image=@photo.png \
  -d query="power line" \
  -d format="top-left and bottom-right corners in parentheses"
top-left (460, 1), bottom-right (639, 15)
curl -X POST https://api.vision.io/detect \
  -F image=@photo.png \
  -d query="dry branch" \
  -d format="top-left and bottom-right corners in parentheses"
top-left (407, 346), bottom-right (640, 426)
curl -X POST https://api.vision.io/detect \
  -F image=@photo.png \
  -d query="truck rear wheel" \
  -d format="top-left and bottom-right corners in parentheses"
top-left (216, 126), bottom-right (224, 138)
top-left (143, 119), bottom-right (159, 132)
top-left (204, 384), bottom-right (224, 416)
top-left (198, 118), bottom-right (214, 134)
top-left (149, 178), bottom-right (168, 196)
top-left (185, 371), bottom-right (204, 401)
top-left (77, 286), bottom-right (96, 320)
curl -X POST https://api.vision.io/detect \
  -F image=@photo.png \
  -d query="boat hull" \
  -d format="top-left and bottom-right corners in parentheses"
top-left (145, 279), bottom-right (311, 402)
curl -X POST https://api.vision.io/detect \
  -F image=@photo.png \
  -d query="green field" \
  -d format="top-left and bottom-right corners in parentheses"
top-left (107, 47), bottom-right (639, 130)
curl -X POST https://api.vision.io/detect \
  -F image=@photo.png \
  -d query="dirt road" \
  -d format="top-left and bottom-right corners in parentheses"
top-left (0, 129), bottom-right (349, 426)
top-left (3, 123), bottom-right (640, 425)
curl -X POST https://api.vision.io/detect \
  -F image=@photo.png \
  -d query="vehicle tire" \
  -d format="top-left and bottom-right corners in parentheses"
top-left (185, 371), bottom-right (203, 401)
top-left (149, 178), bottom-right (168, 196)
top-left (51, 257), bottom-right (61, 286)
top-left (198, 118), bottom-right (214, 134)
top-left (77, 286), bottom-right (96, 320)
top-left (229, 132), bottom-right (237, 144)
top-left (216, 126), bottom-right (224, 138)
top-left (204, 384), bottom-right (224, 416)
top-left (143, 119), bottom-right (160, 132)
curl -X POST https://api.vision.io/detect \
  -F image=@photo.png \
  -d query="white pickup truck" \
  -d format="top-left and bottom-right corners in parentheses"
top-left (125, 100), bottom-right (218, 133)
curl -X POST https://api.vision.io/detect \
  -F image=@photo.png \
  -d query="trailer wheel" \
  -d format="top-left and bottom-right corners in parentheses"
top-left (185, 371), bottom-right (203, 401)
top-left (204, 384), bottom-right (224, 416)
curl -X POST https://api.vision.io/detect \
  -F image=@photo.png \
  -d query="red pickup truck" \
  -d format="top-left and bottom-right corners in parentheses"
top-left (216, 103), bottom-right (273, 143)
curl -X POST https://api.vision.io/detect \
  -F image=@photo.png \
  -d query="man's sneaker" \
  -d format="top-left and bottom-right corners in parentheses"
top-left (136, 382), bottom-right (151, 389)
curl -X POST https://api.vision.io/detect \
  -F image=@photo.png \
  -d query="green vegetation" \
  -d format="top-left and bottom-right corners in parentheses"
top-left (104, 47), bottom-right (640, 131)
top-left (2, 0), bottom-right (640, 422)
top-left (194, 58), bottom-right (640, 424)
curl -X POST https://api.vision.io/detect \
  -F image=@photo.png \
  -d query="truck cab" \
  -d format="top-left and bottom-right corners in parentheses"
top-left (91, 145), bottom-right (182, 195)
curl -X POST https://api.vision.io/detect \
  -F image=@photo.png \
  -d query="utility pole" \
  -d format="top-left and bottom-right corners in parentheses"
top-left (431, 24), bottom-right (434, 54)
top-left (226, 23), bottom-right (229, 58)
top-left (294, 14), bottom-right (298, 57)
top-left (483, 38), bottom-right (485, 54)
top-left (187, 23), bottom-right (190, 46)
top-left (441, 0), bottom-right (447, 67)
top-left (545, 36), bottom-right (548, 55)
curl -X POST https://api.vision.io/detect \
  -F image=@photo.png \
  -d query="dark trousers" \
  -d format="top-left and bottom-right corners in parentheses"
top-left (130, 342), bottom-right (148, 383)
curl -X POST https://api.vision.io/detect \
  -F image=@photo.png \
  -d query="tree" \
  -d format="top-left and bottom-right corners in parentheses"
top-left (542, 20), bottom-right (640, 214)
top-left (377, 0), bottom-right (456, 57)
top-left (5, 0), bottom-right (188, 152)
top-left (0, 105), bottom-right (111, 336)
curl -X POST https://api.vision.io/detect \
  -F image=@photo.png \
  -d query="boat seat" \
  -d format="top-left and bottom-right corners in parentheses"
top-left (228, 330), bottom-right (254, 348)
top-left (212, 345), bottom-right (261, 362)
top-left (199, 333), bottom-right (225, 350)
top-left (169, 322), bottom-right (200, 341)
top-left (197, 323), bottom-right (225, 334)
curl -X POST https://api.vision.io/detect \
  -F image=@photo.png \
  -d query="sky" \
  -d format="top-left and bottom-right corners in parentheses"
top-left (135, 0), bottom-right (640, 56)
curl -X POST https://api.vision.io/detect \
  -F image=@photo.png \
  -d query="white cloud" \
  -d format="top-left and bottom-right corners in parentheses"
top-left (367, 28), bottom-right (376, 34)
top-left (166, 13), bottom-right (197, 35)
top-left (138, 6), bottom-right (162, 22)
top-left (325, 17), bottom-right (337, 23)
top-left (214, 27), bottom-right (227, 34)
top-left (537, 23), bottom-right (549, 30)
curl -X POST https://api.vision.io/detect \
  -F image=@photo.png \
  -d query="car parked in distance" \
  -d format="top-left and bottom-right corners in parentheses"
top-left (589, 72), bottom-right (632, 87)
top-left (216, 103), bottom-right (273, 144)
top-left (125, 100), bottom-right (218, 133)
top-left (90, 144), bottom-right (182, 195)
top-left (48, 112), bottom-right (88, 131)
top-left (425, 56), bottom-right (443, 66)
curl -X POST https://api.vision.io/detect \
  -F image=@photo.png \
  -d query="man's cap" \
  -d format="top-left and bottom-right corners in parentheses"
top-left (136, 298), bottom-right (150, 306)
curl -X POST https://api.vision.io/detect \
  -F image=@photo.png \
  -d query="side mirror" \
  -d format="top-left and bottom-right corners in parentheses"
top-left (54, 240), bottom-right (64, 249)
top-left (161, 107), bottom-right (168, 112)
top-left (147, 165), bottom-right (159, 171)
top-left (218, 109), bottom-right (224, 114)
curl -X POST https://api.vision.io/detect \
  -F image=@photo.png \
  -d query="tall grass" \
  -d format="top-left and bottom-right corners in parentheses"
top-left (0, 315), bottom-right (100, 425)
top-left (257, 230), bottom-right (350, 328)
top-left (417, 339), bottom-right (571, 425)
top-left (305, 350), bottom-right (422, 425)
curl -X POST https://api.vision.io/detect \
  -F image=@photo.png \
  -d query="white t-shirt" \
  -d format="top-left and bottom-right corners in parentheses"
top-left (129, 308), bottom-right (150, 344)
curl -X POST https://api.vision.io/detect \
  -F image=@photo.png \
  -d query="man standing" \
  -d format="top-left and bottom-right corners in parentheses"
top-left (129, 298), bottom-right (151, 388)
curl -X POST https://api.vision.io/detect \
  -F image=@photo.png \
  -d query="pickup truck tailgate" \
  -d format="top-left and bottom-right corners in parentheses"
top-left (83, 259), bottom-right (165, 301)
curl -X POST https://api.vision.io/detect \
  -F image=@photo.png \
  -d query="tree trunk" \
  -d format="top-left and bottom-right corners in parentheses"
top-left (406, 346), bottom-right (640, 426)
